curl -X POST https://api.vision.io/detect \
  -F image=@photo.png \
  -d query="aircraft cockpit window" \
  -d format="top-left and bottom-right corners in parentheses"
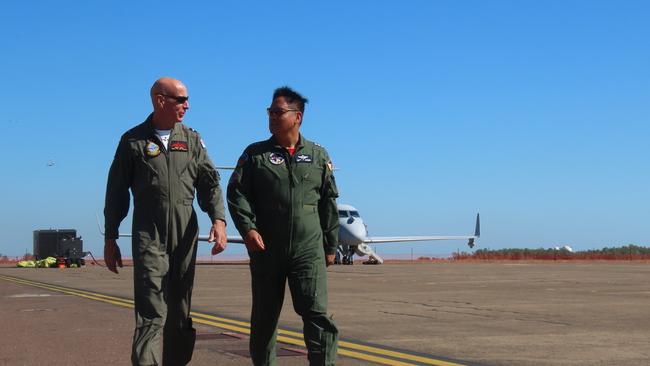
top-left (350, 211), bottom-right (360, 217)
top-left (338, 210), bottom-right (349, 218)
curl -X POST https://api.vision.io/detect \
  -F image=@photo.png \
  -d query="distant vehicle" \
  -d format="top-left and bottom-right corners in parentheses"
top-left (33, 229), bottom-right (87, 267)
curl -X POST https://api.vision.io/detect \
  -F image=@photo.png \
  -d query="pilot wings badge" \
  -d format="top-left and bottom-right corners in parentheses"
top-left (295, 154), bottom-right (312, 163)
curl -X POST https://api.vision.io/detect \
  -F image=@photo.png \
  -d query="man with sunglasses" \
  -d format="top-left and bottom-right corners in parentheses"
top-left (104, 77), bottom-right (227, 365)
top-left (228, 86), bottom-right (340, 365)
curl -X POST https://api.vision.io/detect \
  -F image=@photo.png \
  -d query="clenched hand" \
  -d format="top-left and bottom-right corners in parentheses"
top-left (208, 220), bottom-right (227, 255)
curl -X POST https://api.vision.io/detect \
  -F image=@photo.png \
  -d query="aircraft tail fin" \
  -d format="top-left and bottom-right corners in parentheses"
top-left (468, 213), bottom-right (480, 248)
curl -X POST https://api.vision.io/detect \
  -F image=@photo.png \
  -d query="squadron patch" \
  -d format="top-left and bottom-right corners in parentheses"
top-left (170, 141), bottom-right (188, 152)
top-left (269, 152), bottom-right (285, 165)
top-left (295, 154), bottom-right (312, 163)
top-left (145, 141), bottom-right (161, 157)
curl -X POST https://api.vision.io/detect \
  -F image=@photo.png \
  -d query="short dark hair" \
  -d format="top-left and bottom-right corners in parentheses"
top-left (272, 86), bottom-right (308, 112)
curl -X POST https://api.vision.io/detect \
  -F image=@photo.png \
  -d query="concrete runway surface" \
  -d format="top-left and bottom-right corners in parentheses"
top-left (1, 261), bottom-right (649, 365)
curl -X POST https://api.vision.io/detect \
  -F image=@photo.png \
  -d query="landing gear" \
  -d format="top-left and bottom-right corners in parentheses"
top-left (335, 245), bottom-right (355, 265)
top-left (362, 257), bottom-right (380, 265)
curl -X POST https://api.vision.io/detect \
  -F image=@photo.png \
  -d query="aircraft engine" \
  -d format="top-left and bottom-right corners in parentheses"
top-left (355, 244), bottom-right (373, 256)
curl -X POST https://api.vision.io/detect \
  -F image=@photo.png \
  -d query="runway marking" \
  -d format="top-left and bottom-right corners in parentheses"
top-left (0, 274), bottom-right (470, 366)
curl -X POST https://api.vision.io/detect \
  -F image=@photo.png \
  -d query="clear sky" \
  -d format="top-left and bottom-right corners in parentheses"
top-left (1, 1), bottom-right (648, 258)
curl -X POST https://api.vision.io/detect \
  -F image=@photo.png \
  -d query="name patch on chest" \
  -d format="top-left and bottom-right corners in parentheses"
top-left (295, 154), bottom-right (312, 163)
top-left (170, 141), bottom-right (188, 152)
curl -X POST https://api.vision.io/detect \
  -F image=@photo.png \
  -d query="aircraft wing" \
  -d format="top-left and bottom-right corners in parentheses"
top-left (364, 235), bottom-right (477, 244)
top-left (97, 215), bottom-right (245, 244)
top-left (106, 232), bottom-right (245, 244)
top-left (199, 234), bottom-right (244, 243)
top-left (364, 213), bottom-right (480, 248)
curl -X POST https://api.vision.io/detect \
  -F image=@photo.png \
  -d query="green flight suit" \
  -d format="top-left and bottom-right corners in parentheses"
top-left (227, 135), bottom-right (340, 366)
top-left (104, 114), bottom-right (225, 366)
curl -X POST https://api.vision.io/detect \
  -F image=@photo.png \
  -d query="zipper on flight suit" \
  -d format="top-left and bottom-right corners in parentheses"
top-left (156, 131), bottom-right (172, 254)
top-left (285, 148), bottom-right (296, 252)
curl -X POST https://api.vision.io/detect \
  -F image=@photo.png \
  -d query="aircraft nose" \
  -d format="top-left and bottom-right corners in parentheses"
top-left (348, 220), bottom-right (367, 244)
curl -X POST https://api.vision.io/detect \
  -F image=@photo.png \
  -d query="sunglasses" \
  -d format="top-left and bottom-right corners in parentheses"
top-left (159, 94), bottom-right (189, 104)
top-left (266, 107), bottom-right (299, 117)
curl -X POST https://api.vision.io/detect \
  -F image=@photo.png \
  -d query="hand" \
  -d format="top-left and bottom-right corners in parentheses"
top-left (208, 220), bottom-right (227, 255)
top-left (244, 230), bottom-right (265, 252)
top-left (325, 254), bottom-right (336, 267)
top-left (104, 239), bottom-right (123, 274)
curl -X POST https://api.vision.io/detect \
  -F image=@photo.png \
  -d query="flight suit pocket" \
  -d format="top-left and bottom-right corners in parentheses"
top-left (133, 225), bottom-right (168, 278)
top-left (301, 167), bottom-right (323, 205)
top-left (290, 267), bottom-right (327, 314)
top-left (290, 273), bottom-right (317, 314)
top-left (133, 158), bottom-right (160, 192)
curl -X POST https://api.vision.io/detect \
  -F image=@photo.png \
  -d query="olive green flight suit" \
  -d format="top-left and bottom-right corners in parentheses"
top-left (104, 114), bottom-right (225, 366)
top-left (227, 135), bottom-right (340, 366)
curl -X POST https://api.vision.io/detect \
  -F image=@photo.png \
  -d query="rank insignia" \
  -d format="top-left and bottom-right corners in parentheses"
top-left (170, 141), bottom-right (188, 152)
top-left (295, 154), bottom-right (312, 163)
top-left (145, 141), bottom-right (161, 157)
top-left (269, 152), bottom-right (285, 165)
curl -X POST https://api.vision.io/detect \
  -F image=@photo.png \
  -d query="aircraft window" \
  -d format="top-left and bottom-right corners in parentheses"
top-left (350, 211), bottom-right (360, 217)
top-left (338, 210), bottom-right (349, 218)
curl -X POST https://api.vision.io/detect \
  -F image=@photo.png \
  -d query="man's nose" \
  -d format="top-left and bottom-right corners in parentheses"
top-left (183, 100), bottom-right (189, 109)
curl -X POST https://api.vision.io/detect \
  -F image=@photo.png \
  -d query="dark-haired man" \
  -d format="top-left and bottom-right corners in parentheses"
top-left (228, 86), bottom-right (339, 365)
top-left (104, 77), bottom-right (227, 365)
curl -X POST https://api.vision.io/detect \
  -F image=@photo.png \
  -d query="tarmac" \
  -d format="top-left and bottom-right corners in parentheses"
top-left (1, 261), bottom-right (649, 365)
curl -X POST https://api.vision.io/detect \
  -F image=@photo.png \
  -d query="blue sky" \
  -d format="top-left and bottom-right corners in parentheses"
top-left (1, 1), bottom-right (648, 258)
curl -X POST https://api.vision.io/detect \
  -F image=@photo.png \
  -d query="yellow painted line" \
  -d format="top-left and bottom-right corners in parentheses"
top-left (0, 275), bottom-right (133, 309)
top-left (0, 274), bottom-right (468, 366)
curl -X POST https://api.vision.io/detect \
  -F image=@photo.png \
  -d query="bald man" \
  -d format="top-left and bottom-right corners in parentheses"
top-left (104, 77), bottom-right (227, 365)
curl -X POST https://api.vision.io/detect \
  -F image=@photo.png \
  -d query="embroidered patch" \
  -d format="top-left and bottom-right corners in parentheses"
top-left (269, 152), bottom-right (285, 165)
top-left (145, 141), bottom-right (161, 157)
top-left (170, 141), bottom-right (188, 151)
top-left (295, 154), bottom-right (312, 163)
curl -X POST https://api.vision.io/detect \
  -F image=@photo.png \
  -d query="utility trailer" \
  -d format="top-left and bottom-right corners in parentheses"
top-left (33, 229), bottom-right (87, 267)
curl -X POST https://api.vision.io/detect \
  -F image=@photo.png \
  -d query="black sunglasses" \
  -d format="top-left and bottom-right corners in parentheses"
top-left (159, 94), bottom-right (189, 104)
top-left (266, 107), bottom-right (299, 117)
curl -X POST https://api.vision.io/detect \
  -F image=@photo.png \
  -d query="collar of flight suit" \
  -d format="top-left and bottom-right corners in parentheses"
top-left (143, 113), bottom-right (187, 150)
top-left (269, 134), bottom-right (305, 154)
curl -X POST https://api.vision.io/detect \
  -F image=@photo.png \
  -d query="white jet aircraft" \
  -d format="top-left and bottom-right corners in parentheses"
top-left (333, 204), bottom-right (480, 264)
top-left (100, 204), bottom-right (479, 265)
